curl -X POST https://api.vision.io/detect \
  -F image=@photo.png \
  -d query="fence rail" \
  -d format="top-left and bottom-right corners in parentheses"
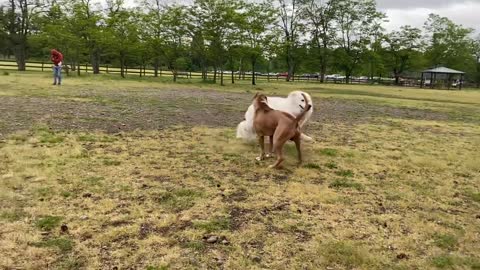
top-left (0, 59), bottom-right (421, 86)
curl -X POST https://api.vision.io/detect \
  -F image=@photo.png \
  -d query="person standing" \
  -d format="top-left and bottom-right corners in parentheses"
top-left (50, 49), bottom-right (63, 85)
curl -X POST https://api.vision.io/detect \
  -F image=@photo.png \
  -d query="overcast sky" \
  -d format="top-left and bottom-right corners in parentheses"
top-left (378, 0), bottom-right (480, 33)
top-left (124, 0), bottom-right (480, 34)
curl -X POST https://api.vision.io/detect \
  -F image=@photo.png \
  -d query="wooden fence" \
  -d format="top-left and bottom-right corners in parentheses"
top-left (0, 59), bottom-right (414, 86)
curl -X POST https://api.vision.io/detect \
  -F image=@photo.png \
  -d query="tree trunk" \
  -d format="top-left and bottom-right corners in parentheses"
top-left (120, 55), bottom-right (125, 78)
top-left (231, 70), bottom-right (234, 84)
top-left (77, 62), bottom-right (81, 76)
top-left (220, 68), bottom-right (224, 86)
top-left (320, 64), bottom-right (326, 83)
top-left (267, 61), bottom-right (270, 82)
top-left (154, 59), bottom-right (159, 77)
top-left (395, 75), bottom-right (400, 85)
top-left (173, 70), bottom-right (177, 82)
top-left (251, 58), bottom-right (256, 86)
top-left (238, 58), bottom-right (242, 80)
top-left (91, 48), bottom-right (100, 74)
top-left (14, 43), bottom-right (27, 71)
top-left (213, 66), bottom-right (217, 83)
top-left (476, 57), bottom-right (480, 88)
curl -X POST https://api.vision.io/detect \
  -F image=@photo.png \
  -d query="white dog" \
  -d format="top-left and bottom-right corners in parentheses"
top-left (236, 91), bottom-right (314, 141)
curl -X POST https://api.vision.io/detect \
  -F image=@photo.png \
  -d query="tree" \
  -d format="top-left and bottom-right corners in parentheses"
top-left (190, 0), bottom-right (242, 85)
top-left (4, 0), bottom-right (44, 71)
top-left (302, 0), bottom-right (335, 82)
top-left (104, 1), bottom-right (140, 78)
top-left (331, 0), bottom-right (385, 83)
top-left (424, 14), bottom-right (474, 72)
top-left (277, 0), bottom-right (303, 81)
top-left (473, 36), bottom-right (480, 88)
top-left (384, 25), bottom-right (422, 84)
top-left (241, 2), bottom-right (277, 85)
top-left (161, 5), bottom-right (189, 82)
top-left (140, 0), bottom-right (167, 77)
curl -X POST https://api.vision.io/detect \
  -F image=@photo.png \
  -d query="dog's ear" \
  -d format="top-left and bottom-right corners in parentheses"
top-left (253, 92), bottom-right (259, 100)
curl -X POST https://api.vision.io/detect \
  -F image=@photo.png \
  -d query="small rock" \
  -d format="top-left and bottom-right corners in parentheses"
top-left (61, 224), bottom-right (69, 233)
top-left (397, 253), bottom-right (409, 260)
top-left (221, 239), bottom-right (229, 245)
top-left (251, 255), bottom-right (261, 263)
top-left (80, 215), bottom-right (88, 220)
top-left (205, 235), bottom-right (218, 243)
top-left (40, 231), bottom-right (49, 236)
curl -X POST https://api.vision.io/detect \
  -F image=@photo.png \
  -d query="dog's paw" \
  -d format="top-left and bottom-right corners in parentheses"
top-left (255, 156), bottom-right (264, 161)
top-left (268, 164), bottom-right (275, 169)
top-left (265, 153), bottom-right (274, 158)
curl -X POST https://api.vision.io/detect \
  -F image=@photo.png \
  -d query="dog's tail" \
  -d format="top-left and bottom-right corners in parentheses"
top-left (295, 93), bottom-right (312, 125)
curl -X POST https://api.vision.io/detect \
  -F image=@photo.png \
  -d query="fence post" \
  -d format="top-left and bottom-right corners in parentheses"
top-left (42, 61), bottom-right (44, 72)
top-left (106, 65), bottom-right (109, 74)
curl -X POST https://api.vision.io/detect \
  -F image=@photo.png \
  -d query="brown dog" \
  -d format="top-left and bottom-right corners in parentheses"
top-left (253, 93), bottom-right (312, 168)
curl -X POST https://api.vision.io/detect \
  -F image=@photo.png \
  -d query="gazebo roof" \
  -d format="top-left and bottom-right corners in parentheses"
top-left (423, 67), bottom-right (465, 74)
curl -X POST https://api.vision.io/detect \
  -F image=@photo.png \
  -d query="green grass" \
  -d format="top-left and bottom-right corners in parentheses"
top-left (35, 216), bottom-right (62, 231)
top-left (193, 216), bottom-right (231, 233)
top-left (0, 72), bottom-right (479, 269)
top-left (32, 237), bottom-right (74, 253)
top-left (433, 233), bottom-right (458, 250)
top-left (329, 178), bottom-right (364, 191)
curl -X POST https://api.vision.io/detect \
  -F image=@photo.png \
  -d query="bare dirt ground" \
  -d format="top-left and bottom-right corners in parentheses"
top-left (0, 88), bottom-right (450, 138)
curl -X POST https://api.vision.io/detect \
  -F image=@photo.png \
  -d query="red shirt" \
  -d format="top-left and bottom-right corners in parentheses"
top-left (51, 49), bottom-right (63, 66)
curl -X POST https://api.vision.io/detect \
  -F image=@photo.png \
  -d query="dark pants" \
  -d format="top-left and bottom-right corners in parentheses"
top-left (53, 65), bottom-right (62, 85)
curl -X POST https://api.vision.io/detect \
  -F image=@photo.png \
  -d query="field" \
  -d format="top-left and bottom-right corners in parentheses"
top-left (0, 71), bottom-right (479, 269)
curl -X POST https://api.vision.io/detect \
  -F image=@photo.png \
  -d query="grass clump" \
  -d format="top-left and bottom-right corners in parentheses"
top-left (102, 158), bottom-right (121, 166)
top-left (329, 178), bottom-right (364, 191)
top-left (335, 169), bottom-right (354, 177)
top-left (433, 233), bottom-right (458, 250)
top-left (320, 148), bottom-right (338, 157)
top-left (35, 216), bottom-right (62, 231)
top-left (32, 237), bottom-right (74, 253)
top-left (321, 241), bottom-right (373, 269)
top-left (193, 216), bottom-right (231, 233)
top-left (304, 163), bottom-right (321, 169)
top-left (0, 209), bottom-right (26, 222)
top-left (325, 161), bottom-right (338, 169)
top-left (155, 188), bottom-right (202, 212)
top-left (432, 255), bottom-right (456, 268)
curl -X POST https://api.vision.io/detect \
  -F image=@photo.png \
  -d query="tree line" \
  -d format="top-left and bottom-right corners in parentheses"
top-left (1, 0), bottom-right (480, 86)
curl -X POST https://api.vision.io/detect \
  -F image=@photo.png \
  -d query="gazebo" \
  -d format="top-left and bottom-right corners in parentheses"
top-left (420, 67), bottom-right (465, 90)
